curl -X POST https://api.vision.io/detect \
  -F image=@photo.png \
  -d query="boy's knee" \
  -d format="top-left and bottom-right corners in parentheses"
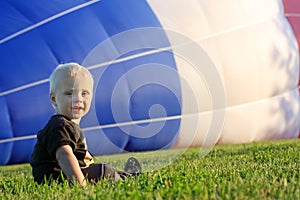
top-left (102, 164), bottom-right (121, 182)
top-left (82, 163), bottom-right (121, 182)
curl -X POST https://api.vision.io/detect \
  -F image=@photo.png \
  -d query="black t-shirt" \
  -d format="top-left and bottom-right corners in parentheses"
top-left (30, 115), bottom-right (90, 183)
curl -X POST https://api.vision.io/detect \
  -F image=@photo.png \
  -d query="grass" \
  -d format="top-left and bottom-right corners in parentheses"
top-left (0, 139), bottom-right (299, 199)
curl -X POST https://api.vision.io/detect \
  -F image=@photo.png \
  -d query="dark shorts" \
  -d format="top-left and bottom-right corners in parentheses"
top-left (81, 163), bottom-right (131, 182)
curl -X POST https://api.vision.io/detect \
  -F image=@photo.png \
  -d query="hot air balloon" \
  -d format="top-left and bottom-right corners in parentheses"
top-left (0, 0), bottom-right (299, 165)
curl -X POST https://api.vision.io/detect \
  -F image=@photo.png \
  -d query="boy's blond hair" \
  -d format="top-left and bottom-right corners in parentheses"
top-left (49, 63), bottom-right (94, 94)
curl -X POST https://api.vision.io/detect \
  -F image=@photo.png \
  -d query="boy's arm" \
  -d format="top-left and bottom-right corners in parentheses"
top-left (56, 145), bottom-right (87, 187)
top-left (84, 151), bottom-right (94, 166)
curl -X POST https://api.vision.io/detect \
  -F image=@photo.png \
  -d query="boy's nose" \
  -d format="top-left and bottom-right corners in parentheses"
top-left (72, 93), bottom-right (83, 102)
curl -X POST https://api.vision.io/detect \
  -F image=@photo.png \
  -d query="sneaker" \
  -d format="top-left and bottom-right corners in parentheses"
top-left (124, 157), bottom-right (142, 176)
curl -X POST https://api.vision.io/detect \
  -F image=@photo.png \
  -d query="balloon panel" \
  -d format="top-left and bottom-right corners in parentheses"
top-left (283, 0), bottom-right (300, 88)
top-left (8, 139), bottom-right (36, 164)
top-left (5, 84), bottom-right (51, 164)
top-left (123, 119), bottom-right (181, 151)
top-left (148, 0), bottom-right (299, 148)
top-left (0, 0), bottom-right (181, 165)
top-left (94, 52), bottom-right (180, 124)
top-left (282, 0), bottom-right (300, 138)
top-left (6, 84), bottom-right (51, 136)
top-left (90, 50), bottom-right (182, 153)
top-left (0, 0), bottom-right (88, 40)
top-left (0, 97), bottom-right (13, 165)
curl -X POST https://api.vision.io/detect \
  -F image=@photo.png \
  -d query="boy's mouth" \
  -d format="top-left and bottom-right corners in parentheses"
top-left (72, 106), bottom-right (84, 112)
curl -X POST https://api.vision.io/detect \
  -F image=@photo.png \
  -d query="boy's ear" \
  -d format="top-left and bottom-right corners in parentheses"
top-left (50, 92), bottom-right (56, 106)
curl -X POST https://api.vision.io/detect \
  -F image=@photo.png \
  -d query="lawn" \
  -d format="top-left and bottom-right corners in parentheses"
top-left (0, 139), bottom-right (299, 199)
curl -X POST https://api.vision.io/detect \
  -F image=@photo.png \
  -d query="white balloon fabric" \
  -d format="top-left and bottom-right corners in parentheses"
top-left (0, 0), bottom-right (299, 165)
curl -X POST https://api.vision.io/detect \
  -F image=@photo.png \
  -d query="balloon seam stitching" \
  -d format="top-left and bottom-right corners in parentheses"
top-left (0, 0), bottom-right (101, 44)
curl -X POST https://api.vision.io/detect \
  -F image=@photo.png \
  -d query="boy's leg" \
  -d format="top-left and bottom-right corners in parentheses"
top-left (81, 163), bottom-right (121, 182)
top-left (81, 157), bottom-right (142, 183)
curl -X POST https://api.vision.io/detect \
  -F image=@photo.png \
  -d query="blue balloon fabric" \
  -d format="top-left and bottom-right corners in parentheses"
top-left (0, 0), bottom-right (181, 165)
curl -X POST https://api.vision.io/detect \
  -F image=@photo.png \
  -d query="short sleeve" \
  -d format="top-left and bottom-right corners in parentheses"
top-left (39, 125), bottom-right (77, 159)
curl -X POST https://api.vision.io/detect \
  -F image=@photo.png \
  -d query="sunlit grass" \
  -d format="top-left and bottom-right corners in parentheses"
top-left (0, 139), bottom-right (299, 199)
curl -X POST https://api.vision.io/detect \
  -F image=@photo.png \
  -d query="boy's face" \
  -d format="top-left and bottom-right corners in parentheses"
top-left (50, 73), bottom-right (93, 124)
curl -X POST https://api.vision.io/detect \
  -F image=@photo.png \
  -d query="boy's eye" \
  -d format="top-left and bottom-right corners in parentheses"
top-left (65, 91), bottom-right (72, 95)
top-left (82, 91), bottom-right (89, 96)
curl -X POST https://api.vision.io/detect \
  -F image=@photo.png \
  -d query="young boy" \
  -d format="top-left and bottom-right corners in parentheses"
top-left (30, 63), bottom-right (141, 186)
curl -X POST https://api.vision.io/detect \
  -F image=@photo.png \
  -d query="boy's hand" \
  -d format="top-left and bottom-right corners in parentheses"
top-left (56, 145), bottom-right (87, 187)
